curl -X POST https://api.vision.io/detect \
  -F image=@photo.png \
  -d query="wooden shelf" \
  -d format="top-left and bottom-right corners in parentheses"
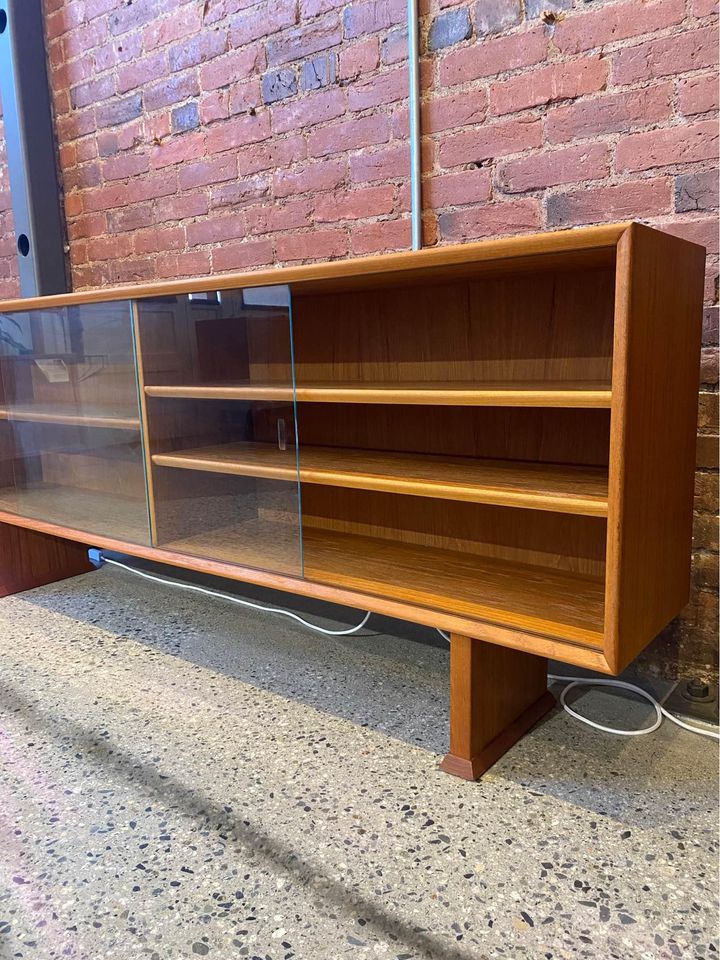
top-left (304, 527), bottom-right (605, 647)
top-left (152, 443), bottom-right (609, 517)
top-left (144, 380), bottom-right (612, 408)
top-left (0, 403), bottom-right (140, 429)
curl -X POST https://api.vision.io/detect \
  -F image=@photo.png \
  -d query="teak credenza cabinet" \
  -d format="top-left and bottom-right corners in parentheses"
top-left (0, 222), bottom-right (705, 779)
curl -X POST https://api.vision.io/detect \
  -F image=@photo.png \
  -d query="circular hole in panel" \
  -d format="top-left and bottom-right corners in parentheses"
top-left (0, 12), bottom-right (7, 33)
top-left (17, 234), bottom-right (30, 257)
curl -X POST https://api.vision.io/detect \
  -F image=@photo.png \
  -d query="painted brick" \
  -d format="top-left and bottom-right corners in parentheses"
top-left (439, 199), bottom-right (541, 241)
top-left (489, 55), bottom-right (608, 116)
top-left (439, 116), bottom-right (543, 168)
top-left (271, 88), bottom-right (346, 135)
top-left (617, 120), bottom-right (719, 173)
top-left (546, 84), bottom-right (673, 143)
top-left (308, 114), bottom-right (391, 156)
top-left (678, 72), bottom-right (719, 117)
top-left (348, 66), bottom-right (407, 110)
top-left (554, 0), bottom-right (686, 55)
top-left (676, 169), bottom-right (719, 213)
top-left (301, 55), bottom-right (337, 91)
top-left (547, 178), bottom-right (672, 227)
top-left (381, 27), bottom-right (407, 65)
top-left (274, 158), bottom-right (347, 196)
top-left (440, 26), bottom-right (546, 86)
top-left (525, 0), bottom-right (570, 16)
top-left (613, 27), bottom-right (717, 86)
top-left (475, 0), bottom-right (521, 36)
top-left (262, 69), bottom-right (298, 105)
top-left (427, 9), bottom-right (472, 52)
top-left (171, 102), bottom-right (200, 133)
top-left (500, 143), bottom-right (609, 193)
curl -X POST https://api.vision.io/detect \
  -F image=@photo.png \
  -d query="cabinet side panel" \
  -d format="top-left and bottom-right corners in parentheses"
top-left (606, 224), bottom-right (705, 672)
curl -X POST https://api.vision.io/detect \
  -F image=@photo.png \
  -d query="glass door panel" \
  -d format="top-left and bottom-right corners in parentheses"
top-left (134, 286), bottom-right (302, 576)
top-left (0, 301), bottom-right (150, 544)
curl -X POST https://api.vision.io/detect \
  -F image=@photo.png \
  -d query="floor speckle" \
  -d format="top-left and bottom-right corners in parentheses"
top-left (0, 567), bottom-right (717, 959)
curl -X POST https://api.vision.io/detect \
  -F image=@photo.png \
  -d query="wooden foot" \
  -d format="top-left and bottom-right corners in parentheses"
top-left (440, 633), bottom-right (555, 780)
top-left (0, 522), bottom-right (93, 597)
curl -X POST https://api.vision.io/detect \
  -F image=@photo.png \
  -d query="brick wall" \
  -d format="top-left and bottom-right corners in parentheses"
top-left (0, 0), bottom-right (717, 678)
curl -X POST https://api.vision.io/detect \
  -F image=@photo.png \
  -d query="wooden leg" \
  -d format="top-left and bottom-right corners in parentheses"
top-left (0, 522), bottom-right (93, 597)
top-left (440, 633), bottom-right (556, 780)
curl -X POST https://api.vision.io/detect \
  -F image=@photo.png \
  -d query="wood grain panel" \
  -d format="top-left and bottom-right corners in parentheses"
top-left (606, 223), bottom-right (705, 672)
top-left (0, 520), bottom-right (93, 597)
top-left (153, 442), bottom-right (609, 516)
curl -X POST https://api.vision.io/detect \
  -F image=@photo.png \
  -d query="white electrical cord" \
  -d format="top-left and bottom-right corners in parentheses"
top-left (100, 556), bottom-right (372, 637)
top-left (434, 629), bottom-right (719, 742)
top-left (95, 557), bottom-right (718, 742)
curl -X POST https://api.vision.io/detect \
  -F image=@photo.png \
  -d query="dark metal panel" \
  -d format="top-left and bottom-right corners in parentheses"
top-left (0, 0), bottom-right (67, 296)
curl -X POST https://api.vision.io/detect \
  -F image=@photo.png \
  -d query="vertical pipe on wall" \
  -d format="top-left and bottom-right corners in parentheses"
top-left (407, 0), bottom-right (422, 251)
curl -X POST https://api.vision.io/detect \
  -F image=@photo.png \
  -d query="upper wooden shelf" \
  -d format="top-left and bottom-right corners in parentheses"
top-left (144, 380), bottom-right (612, 408)
top-left (152, 442), bottom-right (609, 516)
top-left (0, 403), bottom-right (140, 429)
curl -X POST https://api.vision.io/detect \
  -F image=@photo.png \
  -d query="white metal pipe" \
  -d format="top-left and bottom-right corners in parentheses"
top-left (407, 0), bottom-right (422, 250)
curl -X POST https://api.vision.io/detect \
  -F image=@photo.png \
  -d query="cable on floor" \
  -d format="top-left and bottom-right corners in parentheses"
top-left (98, 555), bottom-right (372, 637)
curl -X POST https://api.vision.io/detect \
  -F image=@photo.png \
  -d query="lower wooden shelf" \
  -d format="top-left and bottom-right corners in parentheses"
top-left (152, 442), bottom-right (609, 516)
top-left (0, 402), bottom-right (140, 429)
top-left (303, 528), bottom-right (605, 648)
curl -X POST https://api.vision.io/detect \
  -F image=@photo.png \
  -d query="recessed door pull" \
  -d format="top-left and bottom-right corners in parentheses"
top-left (277, 418), bottom-right (287, 451)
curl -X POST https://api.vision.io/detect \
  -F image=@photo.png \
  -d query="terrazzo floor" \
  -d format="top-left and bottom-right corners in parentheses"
top-left (0, 566), bottom-right (717, 960)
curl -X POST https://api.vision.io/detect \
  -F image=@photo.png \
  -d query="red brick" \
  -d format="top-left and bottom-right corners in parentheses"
top-left (150, 132), bottom-right (207, 169)
top-left (142, 6), bottom-right (202, 48)
top-left (276, 228), bottom-right (348, 260)
top-left (693, 0), bottom-right (718, 14)
top-left (83, 172), bottom-right (178, 211)
top-left (660, 218), bottom-right (719, 255)
top-left (206, 112), bottom-right (271, 155)
top-left (268, 16), bottom-right (342, 66)
top-left (76, 137), bottom-right (99, 163)
top-left (199, 48), bottom-right (265, 92)
top-left (212, 238), bottom-right (274, 272)
top-left (107, 206), bottom-right (154, 232)
top-left (438, 199), bottom-right (541, 241)
top-left (489, 56), bottom-right (608, 116)
top-left (425, 168), bottom-right (492, 208)
top-left (302, 0), bottom-right (346, 18)
top-left (117, 52), bottom-right (166, 94)
top-left (230, 0), bottom-right (299, 47)
top-left (308, 114), bottom-right (391, 157)
top-left (679, 73), bottom-right (719, 117)
top-left (156, 250), bottom-right (212, 279)
top-left (343, 0), bottom-right (406, 39)
top-left (348, 66), bottom-right (406, 111)
top-left (349, 144), bottom-right (408, 182)
top-left (108, 259), bottom-right (158, 285)
top-left (71, 213), bottom-right (109, 246)
top-left (102, 152), bottom-right (150, 181)
top-left (338, 38), bottom-right (380, 79)
top-left (108, 0), bottom-right (157, 37)
top-left (349, 217), bottom-right (409, 254)
top-left (64, 162), bottom-right (102, 192)
top-left (168, 31), bottom-right (228, 73)
top-left (554, 0), bottom-right (685, 55)
top-left (64, 193), bottom-right (85, 220)
top-left (88, 234), bottom-right (134, 262)
top-left (200, 90), bottom-right (230, 123)
top-left (381, 26), bottom-right (407, 65)
top-left (617, 119), bottom-right (719, 173)
top-left (700, 348), bottom-right (719, 386)
top-left (315, 184), bottom-right (395, 220)
top-left (70, 74), bottom-right (115, 110)
top-left (134, 225), bottom-right (185, 256)
top-left (440, 27), bottom-right (547, 87)
top-left (500, 143), bottom-right (609, 193)
top-left (613, 27), bottom-right (717, 86)
top-left (61, 19), bottom-right (108, 60)
top-left (245, 198), bottom-right (315, 235)
top-left (210, 177), bottom-right (270, 209)
top-left (274, 158), bottom-right (347, 196)
top-left (187, 213), bottom-right (247, 247)
top-left (144, 71), bottom-right (200, 112)
top-left (546, 83), bottom-right (672, 144)
top-left (236, 135), bottom-right (308, 176)
top-left (229, 79), bottom-right (262, 116)
top-left (271, 88), bottom-right (347, 135)
top-left (422, 89), bottom-right (487, 134)
top-left (155, 193), bottom-right (211, 223)
top-left (547, 178), bottom-right (672, 228)
top-left (439, 116), bottom-right (542, 168)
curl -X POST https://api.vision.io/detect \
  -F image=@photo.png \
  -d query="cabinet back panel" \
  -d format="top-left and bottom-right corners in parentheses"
top-left (292, 267), bottom-right (615, 384)
top-left (300, 486), bottom-right (606, 576)
top-left (297, 404), bottom-right (610, 466)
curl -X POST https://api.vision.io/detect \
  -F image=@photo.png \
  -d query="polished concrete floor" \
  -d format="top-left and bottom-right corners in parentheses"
top-left (0, 566), bottom-right (717, 960)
